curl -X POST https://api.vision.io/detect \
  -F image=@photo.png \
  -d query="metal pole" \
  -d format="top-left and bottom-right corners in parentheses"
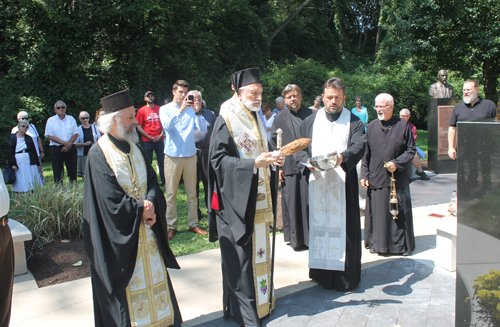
top-left (269, 128), bottom-right (282, 312)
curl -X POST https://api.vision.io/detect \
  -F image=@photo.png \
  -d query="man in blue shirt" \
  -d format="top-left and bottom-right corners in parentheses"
top-left (160, 80), bottom-right (208, 240)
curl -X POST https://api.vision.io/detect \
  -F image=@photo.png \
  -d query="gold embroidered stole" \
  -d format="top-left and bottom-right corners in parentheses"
top-left (98, 135), bottom-right (174, 327)
top-left (221, 94), bottom-right (273, 223)
top-left (220, 95), bottom-right (275, 317)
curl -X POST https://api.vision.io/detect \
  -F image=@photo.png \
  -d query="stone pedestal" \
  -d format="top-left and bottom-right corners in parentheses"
top-left (427, 98), bottom-right (459, 173)
top-left (421, 214), bottom-right (457, 271)
top-left (8, 219), bottom-right (32, 276)
top-left (455, 119), bottom-right (500, 327)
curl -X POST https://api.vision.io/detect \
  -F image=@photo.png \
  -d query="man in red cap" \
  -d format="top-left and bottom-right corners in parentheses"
top-left (84, 90), bottom-right (182, 327)
top-left (209, 68), bottom-right (285, 327)
top-left (136, 90), bottom-right (165, 185)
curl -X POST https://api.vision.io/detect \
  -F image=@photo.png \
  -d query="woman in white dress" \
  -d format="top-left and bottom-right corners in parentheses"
top-left (6, 120), bottom-right (42, 194)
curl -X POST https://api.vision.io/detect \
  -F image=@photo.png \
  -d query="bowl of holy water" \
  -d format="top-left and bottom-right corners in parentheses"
top-left (309, 152), bottom-right (338, 171)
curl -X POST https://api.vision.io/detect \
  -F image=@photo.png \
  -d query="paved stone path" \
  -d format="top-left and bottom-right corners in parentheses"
top-left (197, 259), bottom-right (455, 327)
top-left (11, 172), bottom-right (457, 327)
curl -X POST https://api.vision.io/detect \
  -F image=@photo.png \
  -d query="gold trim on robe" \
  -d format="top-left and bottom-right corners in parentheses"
top-left (220, 95), bottom-right (275, 318)
top-left (98, 135), bottom-right (175, 327)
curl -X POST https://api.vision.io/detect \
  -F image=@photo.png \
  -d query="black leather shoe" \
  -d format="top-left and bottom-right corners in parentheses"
top-left (416, 170), bottom-right (430, 180)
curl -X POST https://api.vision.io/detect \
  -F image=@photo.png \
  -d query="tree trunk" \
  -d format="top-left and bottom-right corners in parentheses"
top-left (269, 0), bottom-right (314, 43)
top-left (359, 0), bottom-right (369, 48)
top-left (482, 56), bottom-right (499, 101)
top-left (374, 0), bottom-right (384, 58)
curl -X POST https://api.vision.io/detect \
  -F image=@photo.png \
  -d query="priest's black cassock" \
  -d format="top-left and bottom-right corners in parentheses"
top-left (296, 110), bottom-right (366, 291)
top-left (361, 116), bottom-right (415, 255)
top-left (270, 105), bottom-right (312, 249)
top-left (83, 134), bottom-right (182, 327)
top-left (208, 113), bottom-right (274, 326)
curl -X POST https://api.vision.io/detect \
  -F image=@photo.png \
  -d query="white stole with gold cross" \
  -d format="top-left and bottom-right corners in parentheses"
top-left (220, 94), bottom-right (275, 317)
top-left (98, 135), bottom-right (175, 327)
top-left (308, 108), bottom-right (350, 271)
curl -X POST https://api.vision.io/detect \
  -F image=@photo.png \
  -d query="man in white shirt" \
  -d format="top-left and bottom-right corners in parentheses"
top-left (44, 100), bottom-right (79, 184)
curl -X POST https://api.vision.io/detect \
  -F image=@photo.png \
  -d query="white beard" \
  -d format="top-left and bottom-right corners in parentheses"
top-left (463, 89), bottom-right (478, 104)
top-left (116, 123), bottom-right (139, 144)
top-left (241, 94), bottom-right (261, 112)
top-left (377, 112), bottom-right (385, 121)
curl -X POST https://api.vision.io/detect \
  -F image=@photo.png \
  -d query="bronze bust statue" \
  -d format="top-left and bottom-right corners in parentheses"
top-left (429, 70), bottom-right (453, 98)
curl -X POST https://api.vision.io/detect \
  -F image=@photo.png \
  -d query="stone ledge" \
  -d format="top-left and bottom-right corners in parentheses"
top-left (8, 219), bottom-right (32, 276)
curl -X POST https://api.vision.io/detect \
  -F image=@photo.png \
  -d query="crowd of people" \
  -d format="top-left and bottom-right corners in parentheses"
top-left (2, 69), bottom-right (497, 327)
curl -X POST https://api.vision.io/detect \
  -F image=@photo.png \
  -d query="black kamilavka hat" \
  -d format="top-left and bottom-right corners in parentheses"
top-left (101, 90), bottom-right (134, 114)
top-left (231, 68), bottom-right (261, 93)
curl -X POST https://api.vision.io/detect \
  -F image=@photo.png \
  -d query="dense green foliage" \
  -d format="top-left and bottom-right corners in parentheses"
top-left (1, 0), bottom-right (498, 161)
top-left (379, 0), bottom-right (500, 100)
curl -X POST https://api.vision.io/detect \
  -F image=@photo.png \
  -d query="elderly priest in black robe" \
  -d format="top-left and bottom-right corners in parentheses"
top-left (361, 93), bottom-right (416, 256)
top-left (84, 90), bottom-right (182, 327)
top-left (296, 77), bottom-right (366, 291)
top-left (208, 68), bottom-right (285, 327)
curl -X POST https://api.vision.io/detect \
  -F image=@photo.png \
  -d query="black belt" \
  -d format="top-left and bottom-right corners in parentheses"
top-left (0, 215), bottom-right (8, 227)
top-left (16, 149), bottom-right (27, 154)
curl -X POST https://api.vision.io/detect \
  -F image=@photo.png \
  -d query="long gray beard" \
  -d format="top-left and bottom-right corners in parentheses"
top-left (116, 123), bottom-right (139, 144)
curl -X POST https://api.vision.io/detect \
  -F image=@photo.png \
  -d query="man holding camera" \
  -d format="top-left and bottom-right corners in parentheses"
top-left (160, 80), bottom-right (208, 240)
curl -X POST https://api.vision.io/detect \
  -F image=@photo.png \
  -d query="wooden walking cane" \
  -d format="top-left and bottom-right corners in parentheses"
top-left (269, 128), bottom-right (282, 312)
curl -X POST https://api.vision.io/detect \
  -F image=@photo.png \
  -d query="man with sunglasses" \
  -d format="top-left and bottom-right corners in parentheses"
top-left (44, 100), bottom-right (79, 184)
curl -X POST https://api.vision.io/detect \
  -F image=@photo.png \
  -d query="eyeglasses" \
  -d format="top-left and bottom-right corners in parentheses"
top-left (20, 125), bottom-right (28, 128)
top-left (373, 105), bottom-right (389, 110)
top-left (56, 106), bottom-right (66, 109)
top-left (80, 117), bottom-right (89, 120)
top-left (19, 117), bottom-right (28, 120)
top-left (400, 115), bottom-right (409, 118)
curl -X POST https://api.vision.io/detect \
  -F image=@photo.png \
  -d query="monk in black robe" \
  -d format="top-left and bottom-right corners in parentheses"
top-left (296, 78), bottom-right (366, 291)
top-left (208, 68), bottom-right (285, 327)
top-left (361, 93), bottom-right (415, 256)
top-left (270, 84), bottom-right (312, 250)
top-left (84, 90), bottom-right (182, 327)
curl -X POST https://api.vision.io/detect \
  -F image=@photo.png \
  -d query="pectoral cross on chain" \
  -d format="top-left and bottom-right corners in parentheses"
top-left (131, 183), bottom-right (141, 198)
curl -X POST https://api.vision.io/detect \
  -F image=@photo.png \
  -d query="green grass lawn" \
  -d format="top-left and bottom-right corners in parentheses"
top-left (416, 130), bottom-right (428, 160)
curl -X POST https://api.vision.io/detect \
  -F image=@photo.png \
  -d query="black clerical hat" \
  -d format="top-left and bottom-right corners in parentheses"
top-left (100, 90), bottom-right (134, 114)
top-left (231, 68), bottom-right (261, 93)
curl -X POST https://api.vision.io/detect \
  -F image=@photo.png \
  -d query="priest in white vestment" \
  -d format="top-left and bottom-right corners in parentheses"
top-left (296, 77), bottom-right (366, 291)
